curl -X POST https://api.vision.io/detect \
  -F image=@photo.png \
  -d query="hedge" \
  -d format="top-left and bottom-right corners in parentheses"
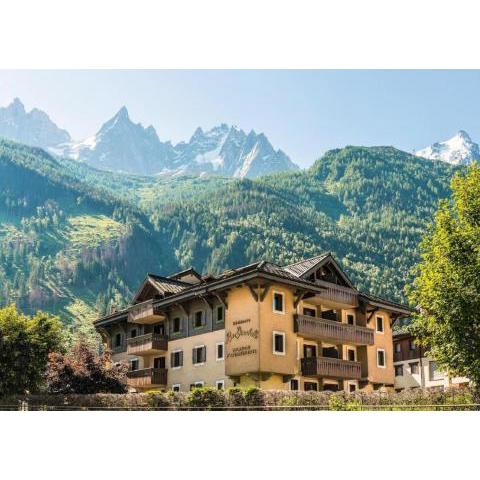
top-left (0, 386), bottom-right (476, 410)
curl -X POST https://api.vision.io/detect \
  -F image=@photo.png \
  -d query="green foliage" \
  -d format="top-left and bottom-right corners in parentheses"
top-left (0, 304), bottom-right (64, 395)
top-left (45, 338), bottom-right (127, 394)
top-left (0, 140), bottom-right (459, 331)
top-left (153, 146), bottom-right (455, 304)
top-left (0, 387), bottom-right (475, 410)
top-left (187, 386), bottom-right (226, 409)
top-left (408, 163), bottom-right (480, 393)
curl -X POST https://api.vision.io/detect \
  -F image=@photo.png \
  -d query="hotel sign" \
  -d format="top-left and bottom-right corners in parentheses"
top-left (226, 318), bottom-right (259, 358)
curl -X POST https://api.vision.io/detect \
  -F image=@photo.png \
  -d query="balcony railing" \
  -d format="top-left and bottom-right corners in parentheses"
top-left (301, 356), bottom-right (362, 380)
top-left (394, 349), bottom-right (420, 362)
top-left (127, 368), bottom-right (167, 388)
top-left (127, 333), bottom-right (168, 356)
top-left (294, 314), bottom-right (374, 345)
top-left (315, 282), bottom-right (358, 307)
top-left (128, 299), bottom-right (165, 324)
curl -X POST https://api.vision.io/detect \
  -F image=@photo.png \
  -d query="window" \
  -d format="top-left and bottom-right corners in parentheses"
top-left (347, 348), bottom-right (356, 362)
top-left (409, 339), bottom-right (416, 351)
top-left (376, 316), bottom-right (384, 333)
top-left (304, 381), bottom-right (318, 392)
top-left (171, 350), bottom-right (183, 369)
top-left (216, 305), bottom-right (224, 323)
top-left (114, 333), bottom-right (122, 348)
top-left (172, 317), bottom-right (181, 333)
top-left (172, 384), bottom-right (181, 392)
top-left (348, 383), bottom-right (357, 393)
top-left (346, 314), bottom-right (355, 326)
top-left (216, 342), bottom-right (224, 361)
top-left (194, 311), bottom-right (204, 328)
top-left (395, 342), bottom-right (401, 353)
top-left (377, 349), bottom-right (386, 368)
top-left (273, 291), bottom-right (285, 314)
top-left (410, 362), bottom-right (419, 374)
top-left (193, 345), bottom-right (206, 365)
top-left (429, 361), bottom-right (444, 381)
top-left (216, 379), bottom-right (225, 390)
top-left (303, 307), bottom-right (316, 317)
top-left (130, 328), bottom-right (137, 338)
top-left (190, 381), bottom-right (204, 390)
top-left (129, 359), bottom-right (139, 371)
top-left (290, 379), bottom-right (299, 391)
top-left (395, 365), bottom-right (404, 376)
top-left (273, 331), bottom-right (286, 355)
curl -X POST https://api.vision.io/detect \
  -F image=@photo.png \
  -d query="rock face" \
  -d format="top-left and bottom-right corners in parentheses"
top-left (0, 99), bottom-right (299, 178)
top-left (416, 130), bottom-right (480, 166)
top-left (61, 109), bottom-right (298, 177)
top-left (0, 98), bottom-right (71, 149)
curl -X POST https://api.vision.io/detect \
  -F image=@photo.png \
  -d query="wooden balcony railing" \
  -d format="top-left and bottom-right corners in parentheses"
top-left (127, 368), bottom-right (167, 388)
top-left (315, 282), bottom-right (358, 307)
top-left (128, 300), bottom-right (165, 324)
top-left (127, 333), bottom-right (168, 356)
top-left (294, 314), bottom-right (374, 345)
top-left (394, 349), bottom-right (421, 362)
top-left (301, 356), bottom-right (362, 380)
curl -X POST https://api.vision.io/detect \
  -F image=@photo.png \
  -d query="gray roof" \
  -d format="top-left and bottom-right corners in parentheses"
top-left (145, 274), bottom-right (190, 295)
top-left (283, 253), bottom-right (330, 277)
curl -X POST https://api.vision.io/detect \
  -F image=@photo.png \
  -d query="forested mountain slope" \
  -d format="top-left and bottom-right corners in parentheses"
top-left (0, 140), bottom-right (457, 328)
top-left (153, 147), bottom-right (455, 301)
top-left (0, 140), bottom-right (177, 326)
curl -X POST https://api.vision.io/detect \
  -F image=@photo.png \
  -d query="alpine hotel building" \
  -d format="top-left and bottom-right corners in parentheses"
top-left (94, 253), bottom-right (411, 393)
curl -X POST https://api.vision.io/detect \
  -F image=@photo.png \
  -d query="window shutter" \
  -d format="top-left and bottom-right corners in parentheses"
top-left (202, 346), bottom-right (207, 363)
top-left (170, 352), bottom-right (175, 367)
top-left (192, 347), bottom-right (196, 364)
top-left (179, 350), bottom-right (183, 366)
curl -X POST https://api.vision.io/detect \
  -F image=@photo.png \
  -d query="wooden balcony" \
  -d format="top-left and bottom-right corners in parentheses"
top-left (127, 368), bottom-right (167, 389)
top-left (315, 282), bottom-right (358, 307)
top-left (128, 300), bottom-right (165, 324)
top-left (301, 356), bottom-right (362, 380)
top-left (394, 349), bottom-right (421, 362)
top-left (127, 333), bottom-right (168, 356)
top-left (294, 314), bottom-right (374, 345)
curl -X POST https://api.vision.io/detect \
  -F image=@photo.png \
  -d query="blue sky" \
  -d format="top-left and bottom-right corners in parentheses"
top-left (1, 70), bottom-right (479, 167)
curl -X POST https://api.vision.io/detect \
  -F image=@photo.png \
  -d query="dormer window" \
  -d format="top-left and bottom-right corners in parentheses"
top-left (173, 317), bottom-right (181, 333)
top-left (194, 310), bottom-right (204, 328)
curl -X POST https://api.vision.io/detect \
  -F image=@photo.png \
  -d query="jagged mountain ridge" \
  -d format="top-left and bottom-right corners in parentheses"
top-left (0, 98), bottom-right (299, 178)
top-left (415, 130), bottom-right (480, 166)
top-left (0, 98), bottom-right (71, 149)
top-left (60, 108), bottom-right (299, 178)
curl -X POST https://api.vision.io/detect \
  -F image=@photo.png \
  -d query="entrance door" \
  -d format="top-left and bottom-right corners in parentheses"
top-left (303, 344), bottom-right (317, 358)
top-left (154, 357), bottom-right (165, 369)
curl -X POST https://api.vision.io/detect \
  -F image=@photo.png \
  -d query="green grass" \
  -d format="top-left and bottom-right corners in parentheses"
top-left (64, 215), bottom-right (127, 251)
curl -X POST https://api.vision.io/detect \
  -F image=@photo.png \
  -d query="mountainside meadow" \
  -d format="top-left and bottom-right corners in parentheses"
top-left (0, 139), bottom-right (456, 329)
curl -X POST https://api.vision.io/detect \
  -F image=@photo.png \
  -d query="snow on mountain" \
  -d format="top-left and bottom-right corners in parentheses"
top-left (0, 98), bottom-right (299, 178)
top-left (0, 98), bottom-right (71, 149)
top-left (60, 110), bottom-right (299, 178)
top-left (58, 107), bottom-right (175, 175)
top-left (416, 130), bottom-right (480, 166)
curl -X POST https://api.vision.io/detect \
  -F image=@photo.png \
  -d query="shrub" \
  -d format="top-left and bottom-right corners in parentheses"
top-left (187, 387), bottom-right (226, 410)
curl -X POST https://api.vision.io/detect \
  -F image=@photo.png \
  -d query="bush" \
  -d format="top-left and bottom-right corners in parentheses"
top-left (0, 386), bottom-right (476, 410)
top-left (187, 387), bottom-right (226, 410)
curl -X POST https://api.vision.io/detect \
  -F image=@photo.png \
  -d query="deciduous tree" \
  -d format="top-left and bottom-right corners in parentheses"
top-left (46, 338), bottom-right (127, 394)
top-left (408, 163), bottom-right (480, 398)
top-left (0, 304), bottom-right (64, 395)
